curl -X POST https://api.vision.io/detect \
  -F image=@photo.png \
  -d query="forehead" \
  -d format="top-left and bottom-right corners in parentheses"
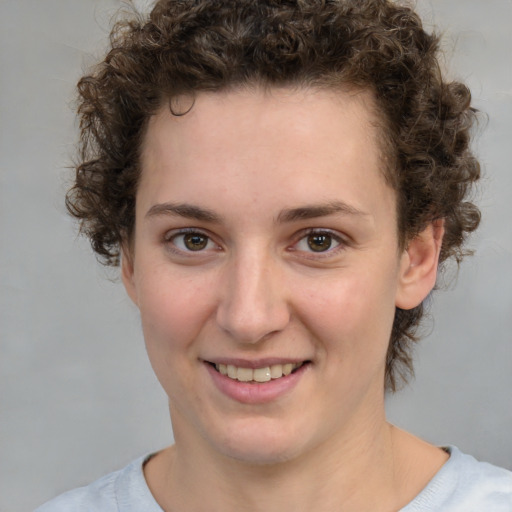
top-left (138, 86), bottom-right (395, 225)
top-left (142, 86), bottom-right (386, 165)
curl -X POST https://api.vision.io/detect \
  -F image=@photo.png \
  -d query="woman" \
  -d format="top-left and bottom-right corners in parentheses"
top-left (36, 0), bottom-right (512, 510)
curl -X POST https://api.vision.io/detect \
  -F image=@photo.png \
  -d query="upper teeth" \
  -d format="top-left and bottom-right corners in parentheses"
top-left (215, 363), bottom-right (303, 383)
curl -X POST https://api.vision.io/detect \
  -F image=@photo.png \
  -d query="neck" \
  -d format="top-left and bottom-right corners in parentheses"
top-left (145, 409), bottom-right (425, 512)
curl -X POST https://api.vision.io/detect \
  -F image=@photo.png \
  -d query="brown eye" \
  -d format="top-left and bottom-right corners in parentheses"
top-left (166, 230), bottom-right (219, 256)
top-left (307, 233), bottom-right (333, 252)
top-left (183, 233), bottom-right (209, 251)
top-left (293, 230), bottom-right (343, 256)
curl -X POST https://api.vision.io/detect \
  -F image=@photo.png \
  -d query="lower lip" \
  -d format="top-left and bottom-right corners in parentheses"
top-left (205, 363), bottom-right (309, 405)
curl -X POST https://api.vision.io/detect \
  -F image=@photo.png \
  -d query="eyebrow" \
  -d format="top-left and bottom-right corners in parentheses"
top-left (145, 202), bottom-right (222, 223)
top-left (276, 201), bottom-right (369, 223)
top-left (145, 200), bottom-right (368, 224)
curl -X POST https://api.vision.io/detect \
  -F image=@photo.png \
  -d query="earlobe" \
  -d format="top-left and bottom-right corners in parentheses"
top-left (121, 248), bottom-right (139, 306)
top-left (395, 219), bottom-right (445, 310)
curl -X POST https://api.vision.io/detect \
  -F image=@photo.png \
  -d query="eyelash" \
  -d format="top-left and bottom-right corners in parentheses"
top-left (163, 228), bottom-right (347, 258)
top-left (290, 228), bottom-right (346, 258)
top-left (164, 228), bottom-right (219, 255)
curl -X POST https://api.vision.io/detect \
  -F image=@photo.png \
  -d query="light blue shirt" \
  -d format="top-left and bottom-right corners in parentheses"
top-left (35, 446), bottom-right (512, 511)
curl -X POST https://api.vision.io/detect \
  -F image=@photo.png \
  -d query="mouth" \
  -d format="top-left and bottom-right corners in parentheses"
top-left (210, 361), bottom-right (308, 383)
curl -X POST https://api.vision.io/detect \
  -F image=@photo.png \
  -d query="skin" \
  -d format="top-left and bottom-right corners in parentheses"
top-left (122, 87), bottom-right (447, 512)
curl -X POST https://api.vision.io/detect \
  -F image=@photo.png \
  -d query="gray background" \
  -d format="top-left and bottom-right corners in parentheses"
top-left (1, 1), bottom-right (511, 511)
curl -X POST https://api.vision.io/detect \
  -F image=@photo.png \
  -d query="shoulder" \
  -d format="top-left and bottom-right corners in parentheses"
top-left (34, 455), bottom-right (162, 512)
top-left (403, 446), bottom-right (512, 511)
top-left (34, 468), bottom-right (121, 512)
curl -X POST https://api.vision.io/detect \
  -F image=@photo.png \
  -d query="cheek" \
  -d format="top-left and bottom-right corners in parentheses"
top-left (135, 267), bottom-right (216, 355)
top-left (296, 267), bottom-right (398, 358)
top-left (134, 270), bottom-right (218, 401)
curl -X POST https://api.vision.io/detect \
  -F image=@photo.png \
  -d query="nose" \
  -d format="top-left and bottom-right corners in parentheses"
top-left (216, 249), bottom-right (290, 344)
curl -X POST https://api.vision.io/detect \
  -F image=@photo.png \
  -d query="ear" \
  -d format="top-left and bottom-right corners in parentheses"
top-left (395, 219), bottom-right (445, 310)
top-left (121, 247), bottom-right (139, 306)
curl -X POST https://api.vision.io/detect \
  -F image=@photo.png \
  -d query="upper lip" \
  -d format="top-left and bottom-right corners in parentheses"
top-left (202, 357), bottom-right (310, 369)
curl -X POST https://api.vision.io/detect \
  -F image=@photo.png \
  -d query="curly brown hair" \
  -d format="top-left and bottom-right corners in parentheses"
top-left (68, 0), bottom-right (481, 391)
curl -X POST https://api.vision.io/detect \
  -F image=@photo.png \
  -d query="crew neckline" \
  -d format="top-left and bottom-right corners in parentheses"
top-left (121, 446), bottom-right (460, 512)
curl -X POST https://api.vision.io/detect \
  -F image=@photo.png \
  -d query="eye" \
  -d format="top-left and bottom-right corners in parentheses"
top-left (294, 230), bottom-right (343, 254)
top-left (167, 230), bottom-right (218, 253)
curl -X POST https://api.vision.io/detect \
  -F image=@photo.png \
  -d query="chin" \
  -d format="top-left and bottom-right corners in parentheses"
top-left (210, 418), bottom-right (311, 465)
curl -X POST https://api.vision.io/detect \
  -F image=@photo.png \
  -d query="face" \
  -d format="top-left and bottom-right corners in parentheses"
top-left (123, 87), bottom-right (432, 464)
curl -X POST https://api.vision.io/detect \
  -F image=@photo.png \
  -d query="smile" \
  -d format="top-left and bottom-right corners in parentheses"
top-left (214, 362), bottom-right (305, 383)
